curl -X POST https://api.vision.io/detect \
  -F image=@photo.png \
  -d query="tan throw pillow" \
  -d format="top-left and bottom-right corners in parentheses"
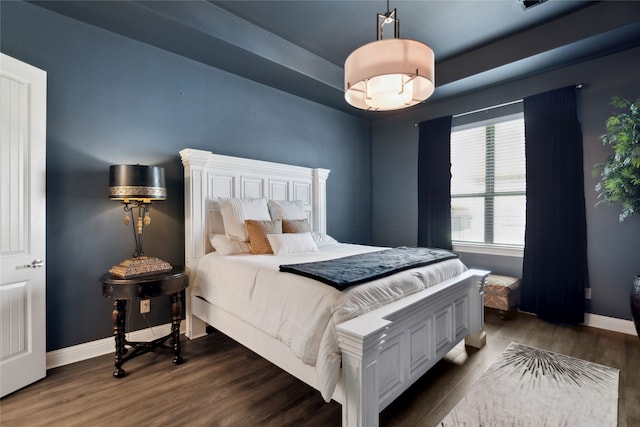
top-left (282, 218), bottom-right (311, 233)
top-left (245, 219), bottom-right (282, 254)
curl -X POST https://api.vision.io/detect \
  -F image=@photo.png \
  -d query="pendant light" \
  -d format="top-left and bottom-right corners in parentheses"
top-left (344, 1), bottom-right (435, 111)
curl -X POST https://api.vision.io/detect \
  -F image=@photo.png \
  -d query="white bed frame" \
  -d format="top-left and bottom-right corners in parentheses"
top-left (180, 148), bottom-right (488, 427)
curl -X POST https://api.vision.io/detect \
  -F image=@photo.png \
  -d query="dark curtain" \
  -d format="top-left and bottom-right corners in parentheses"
top-left (521, 86), bottom-right (588, 324)
top-left (417, 116), bottom-right (453, 250)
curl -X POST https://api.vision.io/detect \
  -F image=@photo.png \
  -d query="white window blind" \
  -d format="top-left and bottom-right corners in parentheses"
top-left (451, 111), bottom-right (526, 247)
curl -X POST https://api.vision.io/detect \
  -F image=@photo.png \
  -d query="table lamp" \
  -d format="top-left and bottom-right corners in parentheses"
top-left (108, 164), bottom-right (172, 278)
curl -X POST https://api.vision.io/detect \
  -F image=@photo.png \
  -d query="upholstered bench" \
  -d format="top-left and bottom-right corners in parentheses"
top-left (484, 274), bottom-right (521, 319)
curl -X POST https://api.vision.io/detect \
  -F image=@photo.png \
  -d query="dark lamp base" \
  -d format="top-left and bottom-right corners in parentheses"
top-left (109, 256), bottom-right (172, 278)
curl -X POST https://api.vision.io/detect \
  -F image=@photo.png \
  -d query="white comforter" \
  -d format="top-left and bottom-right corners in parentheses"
top-left (192, 243), bottom-right (467, 401)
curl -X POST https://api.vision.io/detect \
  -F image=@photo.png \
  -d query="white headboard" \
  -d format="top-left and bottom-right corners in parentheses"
top-left (180, 148), bottom-right (331, 270)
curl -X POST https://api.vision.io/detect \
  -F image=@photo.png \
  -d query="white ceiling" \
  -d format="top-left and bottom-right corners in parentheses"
top-left (32, 0), bottom-right (640, 119)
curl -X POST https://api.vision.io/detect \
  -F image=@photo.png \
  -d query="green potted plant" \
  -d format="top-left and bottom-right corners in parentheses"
top-left (592, 96), bottom-right (640, 337)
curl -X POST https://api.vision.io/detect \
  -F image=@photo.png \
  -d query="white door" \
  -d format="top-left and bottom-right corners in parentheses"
top-left (0, 53), bottom-right (47, 397)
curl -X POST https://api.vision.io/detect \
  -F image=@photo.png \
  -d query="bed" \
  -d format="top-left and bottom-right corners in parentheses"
top-left (180, 148), bottom-right (488, 427)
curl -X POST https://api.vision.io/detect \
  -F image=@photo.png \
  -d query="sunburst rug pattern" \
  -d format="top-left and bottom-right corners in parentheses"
top-left (439, 342), bottom-right (619, 426)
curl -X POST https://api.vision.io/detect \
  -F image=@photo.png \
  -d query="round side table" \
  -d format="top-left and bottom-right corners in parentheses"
top-left (101, 267), bottom-right (188, 377)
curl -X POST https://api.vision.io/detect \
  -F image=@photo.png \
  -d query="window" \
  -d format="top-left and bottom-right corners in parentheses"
top-left (450, 106), bottom-right (526, 249)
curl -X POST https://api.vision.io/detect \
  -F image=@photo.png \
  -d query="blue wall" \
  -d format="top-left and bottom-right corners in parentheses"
top-left (1, 1), bottom-right (372, 351)
top-left (3, 0), bottom-right (638, 353)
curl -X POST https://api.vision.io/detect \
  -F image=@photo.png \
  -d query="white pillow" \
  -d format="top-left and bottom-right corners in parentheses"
top-left (209, 234), bottom-right (251, 255)
top-left (207, 199), bottom-right (225, 235)
top-left (218, 197), bottom-right (271, 242)
top-left (311, 232), bottom-right (338, 247)
top-left (267, 232), bottom-right (318, 255)
top-left (268, 200), bottom-right (307, 220)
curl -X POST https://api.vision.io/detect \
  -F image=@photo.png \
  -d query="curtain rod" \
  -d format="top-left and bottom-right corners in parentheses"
top-left (414, 84), bottom-right (583, 126)
top-left (452, 99), bottom-right (522, 119)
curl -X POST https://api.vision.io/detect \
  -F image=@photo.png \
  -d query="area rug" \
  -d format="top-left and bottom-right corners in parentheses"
top-left (439, 342), bottom-right (619, 426)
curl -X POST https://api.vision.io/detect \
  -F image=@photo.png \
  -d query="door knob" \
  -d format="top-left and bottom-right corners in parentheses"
top-left (21, 259), bottom-right (44, 269)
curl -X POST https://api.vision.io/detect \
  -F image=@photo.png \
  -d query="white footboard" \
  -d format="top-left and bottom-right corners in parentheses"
top-left (336, 269), bottom-right (488, 427)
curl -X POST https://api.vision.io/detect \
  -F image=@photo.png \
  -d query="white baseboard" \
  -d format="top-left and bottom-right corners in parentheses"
top-left (46, 314), bottom-right (636, 370)
top-left (46, 323), bottom-right (173, 370)
top-left (583, 313), bottom-right (637, 336)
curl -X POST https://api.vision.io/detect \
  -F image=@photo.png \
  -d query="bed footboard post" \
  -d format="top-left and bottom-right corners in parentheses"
top-left (337, 324), bottom-right (388, 427)
top-left (464, 270), bottom-right (489, 349)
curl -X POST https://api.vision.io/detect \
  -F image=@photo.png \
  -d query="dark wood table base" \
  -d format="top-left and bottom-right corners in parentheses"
top-left (102, 267), bottom-right (188, 378)
top-left (111, 293), bottom-right (184, 377)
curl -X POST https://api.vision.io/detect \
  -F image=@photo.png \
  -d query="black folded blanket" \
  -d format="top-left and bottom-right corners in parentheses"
top-left (279, 246), bottom-right (458, 291)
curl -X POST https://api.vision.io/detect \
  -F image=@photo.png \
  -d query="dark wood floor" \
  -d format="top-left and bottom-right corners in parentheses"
top-left (1, 310), bottom-right (638, 427)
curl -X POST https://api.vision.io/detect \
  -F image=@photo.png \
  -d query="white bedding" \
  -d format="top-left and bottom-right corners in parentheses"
top-left (192, 242), bottom-right (468, 401)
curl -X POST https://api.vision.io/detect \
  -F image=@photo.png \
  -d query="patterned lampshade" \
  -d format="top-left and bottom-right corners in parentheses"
top-left (108, 164), bottom-right (166, 201)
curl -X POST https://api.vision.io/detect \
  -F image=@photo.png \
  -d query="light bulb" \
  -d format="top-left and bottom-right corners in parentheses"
top-left (364, 74), bottom-right (413, 110)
